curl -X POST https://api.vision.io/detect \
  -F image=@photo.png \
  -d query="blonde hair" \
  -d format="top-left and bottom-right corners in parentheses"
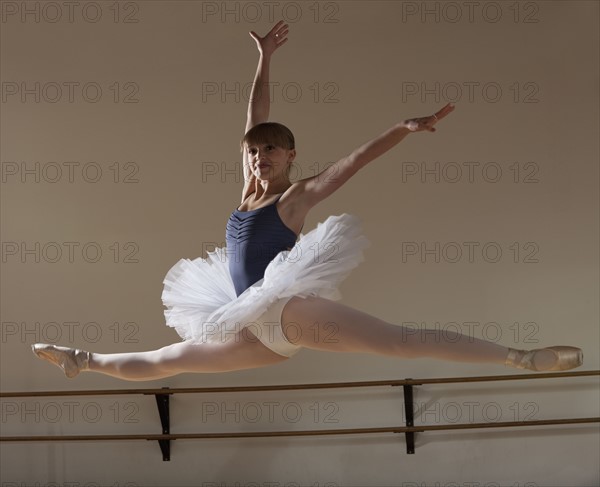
top-left (240, 122), bottom-right (295, 152)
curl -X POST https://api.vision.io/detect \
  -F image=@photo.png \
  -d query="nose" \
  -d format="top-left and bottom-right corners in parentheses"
top-left (256, 151), bottom-right (269, 162)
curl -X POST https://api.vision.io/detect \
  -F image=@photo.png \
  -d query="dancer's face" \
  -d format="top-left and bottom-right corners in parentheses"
top-left (246, 142), bottom-right (296, 181)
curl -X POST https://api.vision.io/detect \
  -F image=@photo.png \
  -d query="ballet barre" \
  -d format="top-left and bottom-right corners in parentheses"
top-left (1, 370), bottom-right (598, 461)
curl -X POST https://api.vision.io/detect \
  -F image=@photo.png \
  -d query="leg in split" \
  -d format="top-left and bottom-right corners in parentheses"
top-left (33, 332), bottom-right (289, 381)
top-left (33, 296), bottom-right (583, 378)
top-left (280, 296), bottom-right (582, 370)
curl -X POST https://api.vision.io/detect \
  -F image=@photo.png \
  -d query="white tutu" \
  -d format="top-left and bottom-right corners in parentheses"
top-left (161, 213), bottom-right (371, 345)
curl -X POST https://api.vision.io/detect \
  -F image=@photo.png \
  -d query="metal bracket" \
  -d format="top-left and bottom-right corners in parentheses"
top-left (403, 381), bottom-right (415, 454)
top-left (392, 379), bottom-right (417, 453)
top-left (154, 387), bottom-right (171, 461)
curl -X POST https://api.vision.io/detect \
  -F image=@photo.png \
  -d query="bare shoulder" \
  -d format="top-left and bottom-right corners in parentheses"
top-left (277, 179), bottom-right (315, 236)
top-left (240, 176), bottom-right (256, 204)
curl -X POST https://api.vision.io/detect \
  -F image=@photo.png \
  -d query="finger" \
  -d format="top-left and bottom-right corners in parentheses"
top-left (276, 27), bottom-right (289, 38)
top-left (275, 36), bottom-right (289, 46)
top-left (275, 27), bottom-right (289, 40)
top-left (270, 20), bottom-right (287, 35)
top-left (433, 105), bottom-right (452, 121)
top-left (434, 102), bottom-right (455, 120)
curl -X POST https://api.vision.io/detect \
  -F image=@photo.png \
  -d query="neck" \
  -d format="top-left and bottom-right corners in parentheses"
top-left (255, 178), bottom-right (291, 197)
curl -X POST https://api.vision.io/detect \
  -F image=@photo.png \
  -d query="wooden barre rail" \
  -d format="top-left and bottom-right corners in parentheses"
top-left (1, 370), bottom-right (598, 398)
top-left (2, 418), bottom-right (598, 442)
top-left (2, 370), bottom-right (598, 461)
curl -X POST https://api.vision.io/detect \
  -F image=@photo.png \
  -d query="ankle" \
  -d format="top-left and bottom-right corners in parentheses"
top-left (84, 351), bottom-right (94, 371)
top-left (504, 348), bottom-right (526, 368)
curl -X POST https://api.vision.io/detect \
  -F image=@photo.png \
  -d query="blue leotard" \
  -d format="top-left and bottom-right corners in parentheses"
top-left (226, 194), bottom-right (302, 297)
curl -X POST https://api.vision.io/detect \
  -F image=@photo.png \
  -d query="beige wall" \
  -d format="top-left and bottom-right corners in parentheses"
top-left (1, 1), bottom-right (598, 485)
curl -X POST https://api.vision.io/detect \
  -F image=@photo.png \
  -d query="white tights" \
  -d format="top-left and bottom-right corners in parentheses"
top-left (87, 296), bottom-right (557, 381)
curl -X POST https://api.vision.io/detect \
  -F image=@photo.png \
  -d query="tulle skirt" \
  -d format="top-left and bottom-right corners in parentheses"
top-left (161, 213), bottom-right (371, 346)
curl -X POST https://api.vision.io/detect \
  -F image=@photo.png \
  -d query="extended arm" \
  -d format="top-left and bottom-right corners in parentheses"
top-left (245, 54), bottom-right (271, 133)
top-left (299, 103), bottom-right (456, 208)
top-left (246, 21), bottom-right (288, 131)
top-left (240, 21), bottom-right (289, 200)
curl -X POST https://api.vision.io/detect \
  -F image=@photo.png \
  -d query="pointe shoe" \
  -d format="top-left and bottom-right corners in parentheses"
top-left (31, 343), bottom-right (90, 378)
top-left (505, 346), bottom-right (583, 372)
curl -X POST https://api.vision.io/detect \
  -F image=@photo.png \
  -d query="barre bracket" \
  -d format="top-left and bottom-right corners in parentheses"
top-left (154, 387), bottom-right (170, 461)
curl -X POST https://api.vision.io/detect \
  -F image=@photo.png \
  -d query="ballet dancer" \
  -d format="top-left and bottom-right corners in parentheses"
top-left (32, 21), bottom-right (583, 380)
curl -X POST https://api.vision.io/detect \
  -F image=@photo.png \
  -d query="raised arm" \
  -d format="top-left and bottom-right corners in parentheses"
top-left (245, 21), bottom-right (288, 131)
top-left (240, 21), bottom-right (289, 201)
top-left (297, 103), bottom-right (456, 210)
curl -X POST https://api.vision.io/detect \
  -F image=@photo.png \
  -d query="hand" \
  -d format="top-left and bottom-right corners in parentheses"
top-left (403, 103), bottom-right (456, 133)
top-left (249, 20), bottom-right (289, 57)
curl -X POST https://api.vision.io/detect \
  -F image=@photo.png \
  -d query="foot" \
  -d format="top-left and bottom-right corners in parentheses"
top-left (505, 346), bottom-right (583, 372)
top-left (31, 343), bottom-right (90, 378)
